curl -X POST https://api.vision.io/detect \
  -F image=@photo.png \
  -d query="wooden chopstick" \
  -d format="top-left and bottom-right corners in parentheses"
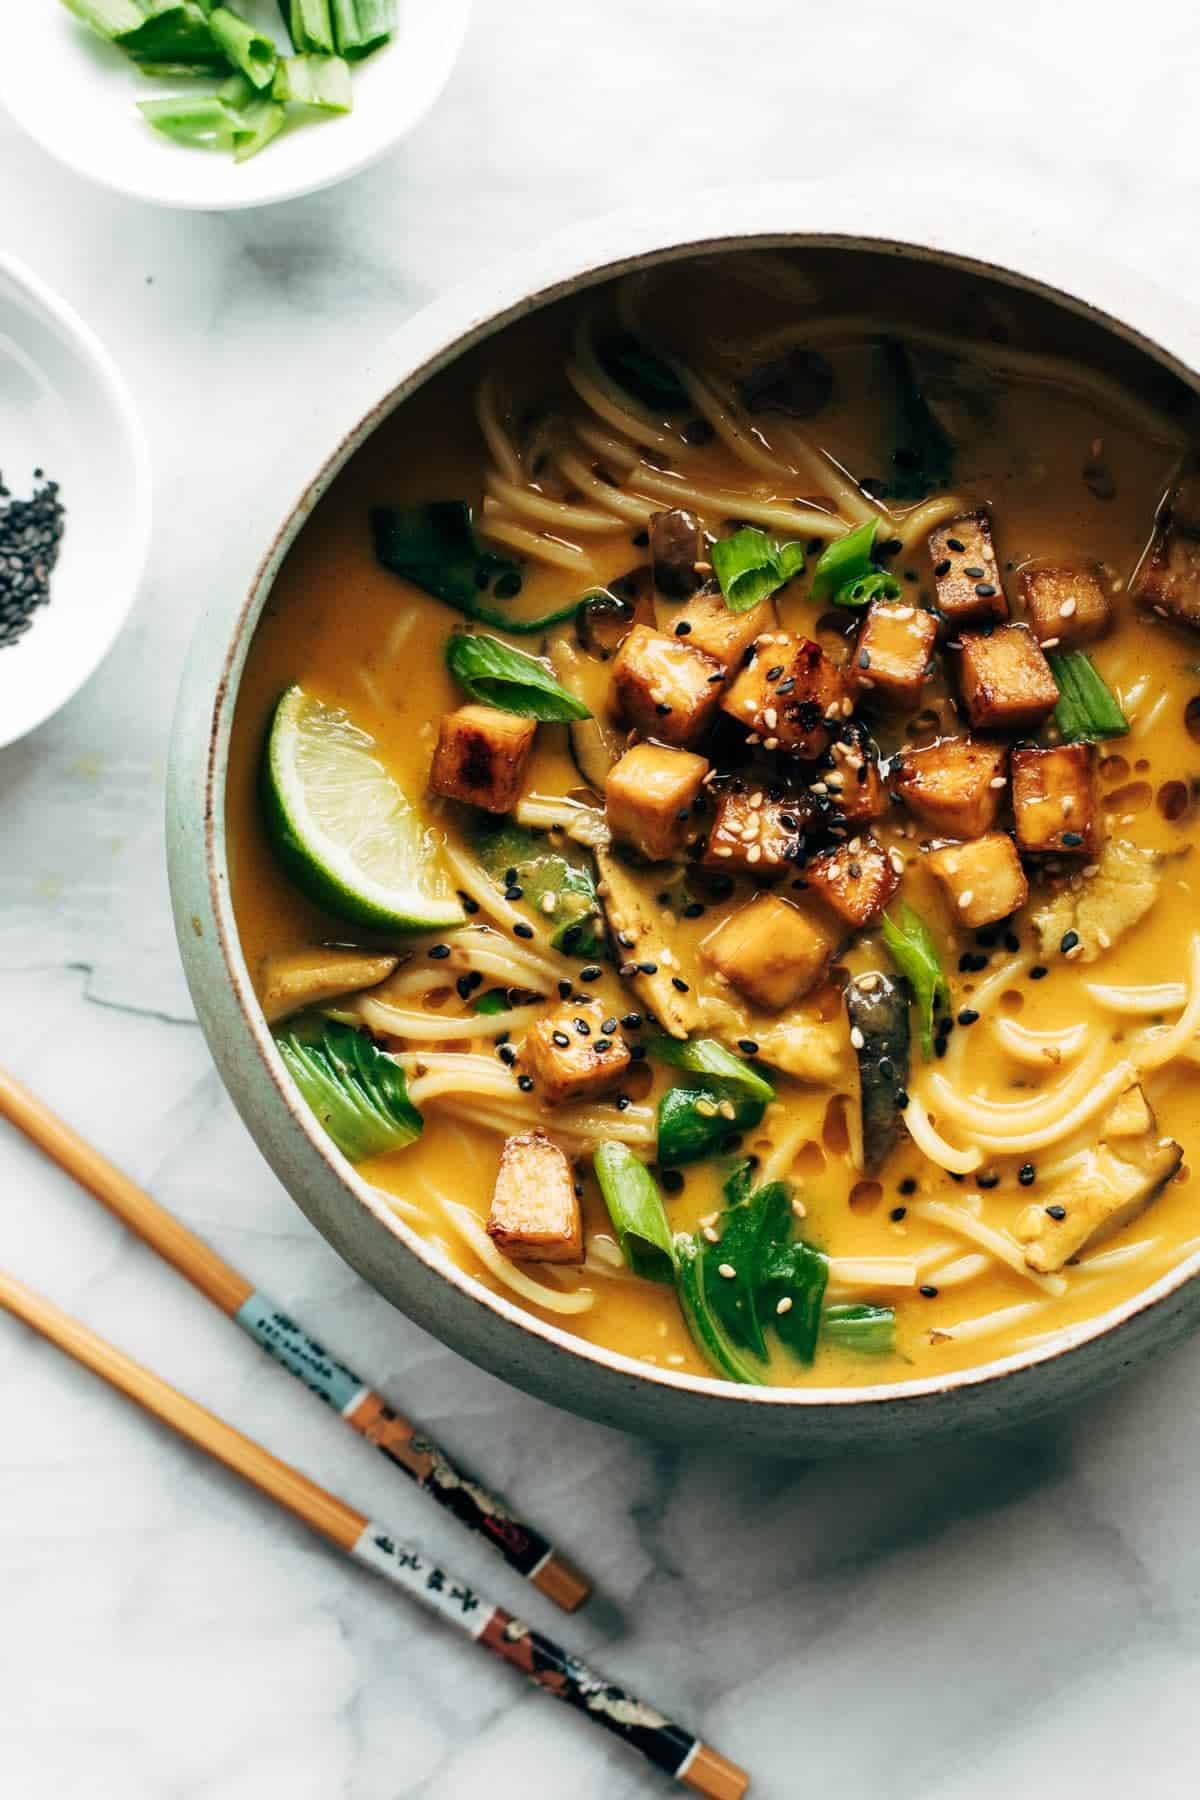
top-left (0, 1064), bottom-right (587, 1612)
top-left (0, 1270), bottom-right (748, 1799)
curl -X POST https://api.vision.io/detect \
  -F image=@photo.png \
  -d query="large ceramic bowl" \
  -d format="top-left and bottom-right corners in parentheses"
top-left (167, 186), bottom-right (1200, 1454)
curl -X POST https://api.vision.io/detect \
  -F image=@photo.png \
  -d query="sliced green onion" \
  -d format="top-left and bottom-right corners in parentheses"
top-left (287, 0), bottom-right (335, 53)
top-left (674, 1234), bottom-right (767, 1385)
top-left (61, 0), bottom-right (148, 39)
top-left (656, 1084), bottom-right (766, 1168)
top-left (217, 69), bottom-right (257, 105)
top-left (881, 902), bottom-right (948, 1060)
top-left (1047, 650), bottom-right (1129, 743)
top-left (823, 1302), bottom-right (895, 1355)
top-left (331, 0), bottom-right (394, 57)
top-left (118, 3), bottom-right (226, 65)
top-left (810, 517), bottom-right (880, 604)
top-left (643, 1035), bottom-right (774, 1106)
top-left (593, 1144), bottom-right (676, 1282)
top-left (273, 52), bottom-right (352, 110)
top-left (711, 527), bottom-right (805, 613)
top-left (445, 633), bottom-right (591, 723)
top-left (275, 1018), bottom-right (422, 1162)
top-left (233, 96), bottom-right (287, 160)
top-left (832, 569), bottom-right (903, 610)
top-left (208, 5), bottom-right (277, 87)
top-left (138, 94), bottom-right (241, 147)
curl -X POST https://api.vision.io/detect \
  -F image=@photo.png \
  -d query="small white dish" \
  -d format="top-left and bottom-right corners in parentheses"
top-left (0, 1), bottom-right (472, 212)
top-left (0, 255), bottom-right (151, 750)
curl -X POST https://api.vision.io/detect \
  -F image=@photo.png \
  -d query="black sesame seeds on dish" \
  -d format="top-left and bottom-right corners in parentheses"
top-left (0, 471), bottom-right (65, 649)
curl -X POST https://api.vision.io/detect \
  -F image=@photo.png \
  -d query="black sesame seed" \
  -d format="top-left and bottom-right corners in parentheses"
top-left (957, 1008), bottom-right (980, 1026)
top-left (458, 892), bottom-right (480, 915)
top-left (497, 1044), bottom-right (517, 1066)
top-left (765, 664), bottom-right (784, 681)
top-left (1004, 932), bottom-right (1020, 952)
top-left (1061, 832), bottom-right (1083, 848)
top-left (890, 1206), bottom-right (908, 1222)
top-left (630, 1044), bottom-right (647, 1060)
top-left (601, 1017), bottom-right (618, 1034)
top-left (595, 1038), bottom-right (612, 1052)
top-left (558, 978), bottom-right (573, 999)
top-left (1019, 1163), bottom-right (1036, 1186)
top-left (674, 620), bottom-right (692, 636)
top-left (899, 1177), bottom-right (918, 1195)
top-left (978, 1171), bottom-right (1000, 1189)
top-left (1029, 964), bottom-right (1048, 980)
top-left (616, 1094), bottom-right (631, 1111)
top-left (580, 965), bottom-right (602, 982)
top-left (974, 582), bottom-right (996, 598)
top-left (428, 944), bottom-right (451, 960)
top-left (456, 974), bottom-right (474, 1000)
top-left (505, 868), bottom-right (518, 885)
top-left (655, 702), bottom-right (672, 716)
top-left (738, 1039), bottom-right (759, 1055)
top-left (946, 537), bottom-right (965, 553)
top-left (504, 885), bottom-right (523, 902)
top-left (963, 565), bottom-right (985, 579)
top-left (621, 1012), bottom-right (642, 1029)
top-left (517, 1075), bottom-right (534, 1092)
top-left (551, 1030), bottom-right (570, 1048)
top-left (513, 923), bottom-right (534, 940)
top-left (632, 529), bottom-right (649, 547)
top-left (934, 559), bottom-right (951, 578)
top-left (661, 1169), bottom-right (685, 1194)
top-left (919, 1284), bottom-right (939, 1299)
top-left (671, 976), bottom-right (690, 992)
top-left (683, 902), bottom-right (705, 919)
top-left (1046, 1204), bottom-right (1067, 1220)
top-left (638, 961), bottom-right (658, 975)
top-left (1060, 930), bottom-right (1081, 953)
top-left (575, 1018), bottom-right (591, 1036)
top-left (895, 1088), bottom-right (910, 1109)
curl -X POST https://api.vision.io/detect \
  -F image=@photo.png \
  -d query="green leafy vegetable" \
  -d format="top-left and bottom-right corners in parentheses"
top-left (372, 502), bottom-right (581, 635)
top-left (881, 338), bottom-right (955, 501)
top-left (823, 1303), bottom-right (895, 1355)
top-left (208, 5), bottom-right (276, 84)
top-left (286, 0), bottom-right (335, 53)
top-left (701, 1172), bottom-right (792, 1360)
top-left (446, 633), bottom-right (591, 723)
top-left (881, 902), bottom-right (949, 1060)
top-left (810, 518), bottom-right (881, 605)
top-left (475, 825), bottom-right (604, 959)
top-left (596, 334), bottom-right (689, 413)
top-left (643, 1035), bottom-right (774, 1106)
top-left (673, 1235), bottom-right (767, 1385)
top-left (593, 1144), bottom-right (676, 1281)
top-left (711, 528), bottom-right (806, 613)
top-left (62, 0), bottom-right (145, 37)
top-left (138, 93), bottom-right (241, 146)
top-left (1047, 650), bottom-right (1129, 743)
top-left (760, 1241), bottom-right (829, 1363)
top-left (232, 94), bottom-right (286, 159)
top-left (275, 1018), bottom-right (422, 1162)
top-left (119, 3), bottom-right (226, 65)
top-left (331, 0), bottom-right (394, 56)
top-left (273, 52), bottom-right (352, 108)
top-left (656, 1084), bottom-right (766, 1167)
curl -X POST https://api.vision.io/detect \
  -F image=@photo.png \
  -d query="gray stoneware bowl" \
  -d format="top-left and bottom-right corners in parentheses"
top-left (167, 185), bottom-right (1200, 1455)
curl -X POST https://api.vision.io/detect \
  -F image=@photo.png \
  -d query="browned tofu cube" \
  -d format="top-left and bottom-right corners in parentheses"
top-left (488, 1130), bottom-right (583, 1263)
top-left (955, 624), bottom-right (1060, 733)
top-left (825, 738), bottom-right (890, 823)
top-left (804, 834), bottom-right (900, 927)
top-left (851, 601), bottom-right (938, 706)
top-left (1132, 463), bottom-right (1200, 631)
top-left (429, 704), bottom-right (536, 813)
top-left (702, 894), bottom-right (841, 1011)
top-left (522, 1000), bottom-right (631, 1106)
top-left (1011, 744), bottom-right (1101, 856)
top-left (649, 508), bottom-right (703, 598)
top-left (721, 633), bottom-right (847, 757)
top-left (703, 785), bottom-right (809, 876)
top-left (927, 833), bottom-right (1028, 929)
top-left (611, 624), bottom-right (723, 747)
top-left (928, 510), bottom-right (1009, 628)
top-left (605, 742), bottom-right (709, 861)
top-left (892, 736), bottom-right (1009, 838)
top-left (1019, 565), bottom-right (1112, 650)
top-left (672, 590), bottom-right (775, 671)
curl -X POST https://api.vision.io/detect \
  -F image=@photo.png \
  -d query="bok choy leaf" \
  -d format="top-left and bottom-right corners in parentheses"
top-left (593, 1144), bottom-right (676, 1282)
top-left (275, 1018), bottom-right (422, 1162)
top-left (445, 633), bottom-right (591, 722)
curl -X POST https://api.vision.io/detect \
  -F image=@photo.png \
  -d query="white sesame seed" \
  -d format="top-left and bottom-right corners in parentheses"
top-left (763, 737), bottom-right (780, 751)
top-left (763, 707), bottom-right (778, 730)
top-left (1041, 636), bottom-right (1061, 649)
top-left (702, 1225), bottom-right (720, 1243)
top-left (848, 836), bottom-right (862, 853)
top-left (695, 1098), bottom-right (718, 1118)
top-left (746, 732), bottom-right (761, 746)
top-left (717, 1262), bottom-right (736, 1280)
top-left (1059, 598), bottom-right (1077, 618)
top-left (540, 892), bottom-right (557, 914)
top-left (776, 1296), bottom-right (794, 1316)
top-left (749, 790), bottom-right (764, 808)
top-left (859, 972), bottom-right (880, 990)
top-left (1096, 928), bottom-right (1112, 948)
top-left (791, 1197), bottom-right (807, 1218)
top-left (841, 696), bottom-right (854, 717)
top-left (958, 889), bottom-right (974, 909)
top-left (989, 776), bottom-right (1007, 789)
top-left (850, 1026), bottom-right (865, 1050)
top-left (715, 845), bottom-right (733, 857)
top-left (746, 844), bottom-right (762, 863)
top-left (889, 849), bottom-right (905, 874)
top-left (717, 1098), bottom-right (737, 1120)
top-left (811, 781), bottom-right (828, 795)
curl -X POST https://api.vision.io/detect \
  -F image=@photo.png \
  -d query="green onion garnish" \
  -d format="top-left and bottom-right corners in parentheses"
top-left (287, 0), bottom-right (335, 54)
top-left (233, 96), bottom-right (287, 160)
top-left (810, 517), bottom-right (882, 605)
top-left (61, 0), bottom-right (146, 37)
top-left (593, 1144), bottom-right (677, 1282)
top-left (711, 527), bottom-right (806, 613)
top-left (273, 52), bottom-right (352, 109)
top-left (1047, 650), bottom-right (1129, 743)
top-left (208, 6), bottom-right (277, 87)
top-left (881, 901), bottom-right (949, 1060)
top-left (331, 0), bottom-right (395, 58)
top-left (138, 94), bottom-right (241, 147)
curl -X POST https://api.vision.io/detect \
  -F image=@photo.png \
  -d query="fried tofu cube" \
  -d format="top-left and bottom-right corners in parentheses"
top-left (927, 833), bottom-right (1028, 929)
top-left (702, 894), bottom-right (841, 1011)
top-left (605, 742), bottom-right (709, 861)
top-left (721, 633), bottom-right (847, 757)
top-left (1012, 744), bottom-right (1101, 856)
top-left (803, 835), bottom-right (900, 928)
top-left (851, 601), bottom-right (938, 706)
top-left (429, 704), bottom-right (536, 813)
top-left (955, 624), bottom-right (1060, 733)
top-left (1019, 565), bottom-right (1112, 650)
top-left (928, 510), bottom-right (1009, 628)
top-left (672, 590), bottom-right (775, 671)
top-left (1132, 463), bottom-right (1200, 631)
top-left (1018, 1137), bottom-right (1182, 1273)
top-left (826, 739), bottom-right (890, 823)
top-left (611, 624), bottom-right (723, 747)
top-left (891, 736), bottom-right (1009, 838)
top-left (488, 1130), bottom-right (583, 1263)
top-left (703, 785), bottom-right (809, 877)
top-left (522, 1000), bottom-right (631, 1106)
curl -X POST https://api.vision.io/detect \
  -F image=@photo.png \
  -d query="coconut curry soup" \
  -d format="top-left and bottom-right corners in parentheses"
top-left (228, 249), bottom-right (1200, 1391)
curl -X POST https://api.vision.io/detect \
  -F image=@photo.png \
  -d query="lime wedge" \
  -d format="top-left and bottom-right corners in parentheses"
top-left (263, 685), bottom-right (466, 934)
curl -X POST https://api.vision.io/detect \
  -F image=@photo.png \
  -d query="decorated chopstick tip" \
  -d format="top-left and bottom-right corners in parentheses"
top-left (680, 1741), bottom-right (751, 1800)
top-left (530, 1549), bottom-right (592, 1612)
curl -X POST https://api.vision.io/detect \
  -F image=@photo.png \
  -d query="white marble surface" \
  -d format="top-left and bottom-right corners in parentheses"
top-left (4, 5), bottom-right (1200, 1795)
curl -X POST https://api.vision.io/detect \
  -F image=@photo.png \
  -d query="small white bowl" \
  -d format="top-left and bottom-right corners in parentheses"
top-left (0, 255), bottom-right (151, 750)
top-left (0, 1), bottom-right (472, 212)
